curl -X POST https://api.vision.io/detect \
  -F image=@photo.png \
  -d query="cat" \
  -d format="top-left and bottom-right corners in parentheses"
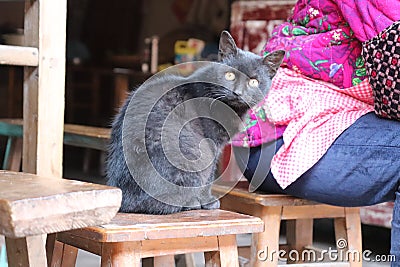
top-left (106, 31), bottom-right (285, 214)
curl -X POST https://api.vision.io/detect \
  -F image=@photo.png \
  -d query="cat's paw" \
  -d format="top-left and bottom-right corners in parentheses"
top-left (201, 199), bottom-right (220, 210)
top-left (181, 198), bottom-right (202, 210)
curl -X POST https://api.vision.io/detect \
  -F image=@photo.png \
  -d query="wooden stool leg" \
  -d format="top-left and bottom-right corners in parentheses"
top-left (344, 207), bottom-right (362, 267)
top-left (334, 217), bottom-right (347, 255)
top-left (153, 255), bottom-right (175, 266)
top-left (218, 235), bottom-right (239, 267)
top-left (48, 238), bottom-right (78, 267)
top-left (3, 137), bottom-right (22, 171)
top-left (101, 242), bottom-right (141, 267)
top-left (205, 250), bottom-right (221, 266)
top-left (82, 148), bottom-right (92, 173)
top-left (185, 253), bottom-right (196, 267)
top-left (286, 219), bottom-right (313, 263)
top-left (251, 206), bottom-right (282, 267)
top-left (5, 234), bottom-right (47, 266)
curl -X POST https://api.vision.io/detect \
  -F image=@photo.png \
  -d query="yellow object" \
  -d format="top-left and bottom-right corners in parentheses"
top-left (157, 63), bottom-right (173, 72)
top-left (174, 41), bottom-right (197, 64)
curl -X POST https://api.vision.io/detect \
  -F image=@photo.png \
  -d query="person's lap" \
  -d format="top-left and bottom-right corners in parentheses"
top-left (233, 112), bottom-right (400, 207)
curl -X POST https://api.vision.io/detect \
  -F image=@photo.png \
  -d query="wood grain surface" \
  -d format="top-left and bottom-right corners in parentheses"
top-left (0, 170), bottom-right (121, 238)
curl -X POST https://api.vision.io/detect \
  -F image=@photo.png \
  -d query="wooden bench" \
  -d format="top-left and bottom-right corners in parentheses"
top-left (212, 181), bottom-right (362, 267)
top-left (0, 118), bottom-right (111, 171)
top-left (0, 170), bottom-right (121, 266)
top-left (54, 209), bottom-right (264, 267)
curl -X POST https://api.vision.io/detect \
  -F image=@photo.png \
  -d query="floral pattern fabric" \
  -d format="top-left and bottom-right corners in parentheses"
top-left (263, 0), bottom-right (367, 89)
top-left (232, 0), bottom-right (400, 149)
top-left (230, 99), bottom-right (286, 147)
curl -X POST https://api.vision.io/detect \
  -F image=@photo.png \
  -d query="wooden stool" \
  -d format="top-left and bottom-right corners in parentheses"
top-left (212, 181), bottom-right (362, 267)
top-left (0, 170), bottom-right (121, 266)
top-left (54, 209), bottom-right (263, 267)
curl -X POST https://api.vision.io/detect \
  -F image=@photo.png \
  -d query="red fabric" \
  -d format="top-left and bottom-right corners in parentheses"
top-left (336, 0), bottom-right (400, 42)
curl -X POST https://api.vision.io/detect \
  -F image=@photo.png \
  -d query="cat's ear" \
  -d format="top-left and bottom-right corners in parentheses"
top-left (263, 50), bottom-right (285, 77)
top-left (218, 31), bottom-right (238, 61)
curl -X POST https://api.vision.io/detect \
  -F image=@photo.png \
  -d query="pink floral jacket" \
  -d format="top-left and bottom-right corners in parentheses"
top-left (232, 0), bottom-right (400, 148)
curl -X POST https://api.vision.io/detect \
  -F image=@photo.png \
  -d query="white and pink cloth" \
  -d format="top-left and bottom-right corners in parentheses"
top-left (264, 68), bottom-right (373, 188)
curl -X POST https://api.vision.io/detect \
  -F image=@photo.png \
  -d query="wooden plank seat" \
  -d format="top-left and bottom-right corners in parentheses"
top-left (0, 118), bottom-right (111, 171)
top-left (212, 181), bottom-right (362, 267)
top-left (54, 209), bottom-right (264, 267)
top-left (0, 170), bottom-right (121, 266)
top-left (0, 118), bottom-right (110, 150)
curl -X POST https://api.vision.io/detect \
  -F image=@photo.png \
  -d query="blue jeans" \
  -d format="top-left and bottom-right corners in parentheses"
top-left (233, 112), bottom-right (400, 266)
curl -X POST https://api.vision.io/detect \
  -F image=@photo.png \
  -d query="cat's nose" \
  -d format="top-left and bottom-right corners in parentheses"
top-left (235, 88), bottom-right (244, 96)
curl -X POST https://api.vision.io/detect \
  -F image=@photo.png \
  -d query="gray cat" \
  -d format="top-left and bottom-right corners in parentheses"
top-left (106, 31), bottom-right (284, 214)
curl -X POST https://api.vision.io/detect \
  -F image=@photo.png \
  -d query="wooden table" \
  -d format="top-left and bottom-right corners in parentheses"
top-left (0, 170), bottom-right (121, 266)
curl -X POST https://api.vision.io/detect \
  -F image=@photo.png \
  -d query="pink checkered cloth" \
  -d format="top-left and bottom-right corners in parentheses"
top-left (267, 68), bottom-right (374, 189)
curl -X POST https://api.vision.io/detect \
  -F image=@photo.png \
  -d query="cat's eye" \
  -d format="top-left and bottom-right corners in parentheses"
top-left (225, 72), bottom-right (236, 81)
top-left (248, 79), bottom-right (259, 87)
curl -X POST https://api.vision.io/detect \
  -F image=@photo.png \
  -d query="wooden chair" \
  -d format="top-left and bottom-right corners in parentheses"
top-left (0, 170), bottom-right (121, 266)
top-left (212, 181), bottom-right (362, 267)
top-left (0, 0), bottom-right (125, 265)
top-left (54, 209), bottom-right (263, 267)
top-left (230, 0), bottom-right (297, 54)
top-left (0, 0), bottom-right (69, 179)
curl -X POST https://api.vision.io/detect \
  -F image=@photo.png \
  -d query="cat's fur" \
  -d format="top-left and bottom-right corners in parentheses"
top-left (106, 31), bottom-right (284, 214)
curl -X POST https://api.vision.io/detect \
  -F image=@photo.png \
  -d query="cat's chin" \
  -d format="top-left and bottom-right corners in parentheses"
top-left (225, 100), bottom-right (251, 117)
